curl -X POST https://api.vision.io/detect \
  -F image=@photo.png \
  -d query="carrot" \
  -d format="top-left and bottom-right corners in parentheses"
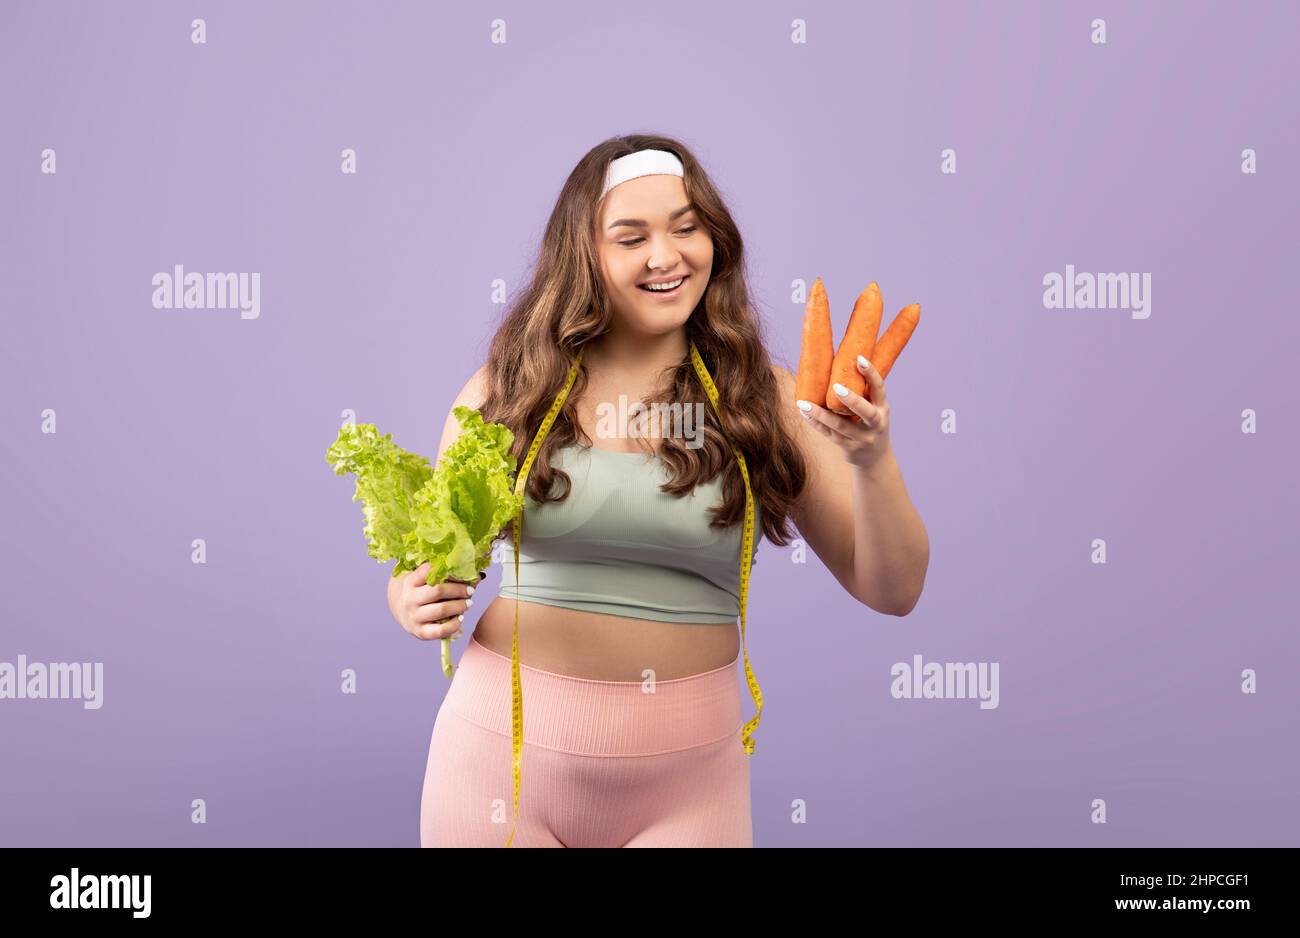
top-left (867, 303), bottom-right (921, 400)
top-left (825, 282), bottom-right (883, 416)
top-left (795, 276), bottom-right (833, 406)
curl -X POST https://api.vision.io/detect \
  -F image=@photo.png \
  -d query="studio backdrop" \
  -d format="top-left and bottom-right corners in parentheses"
top-left (2, 0), bottom-right (1297, 847)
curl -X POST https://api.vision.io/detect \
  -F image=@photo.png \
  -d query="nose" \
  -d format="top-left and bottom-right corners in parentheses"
top-left (645, 233), bottom-right (684, 273)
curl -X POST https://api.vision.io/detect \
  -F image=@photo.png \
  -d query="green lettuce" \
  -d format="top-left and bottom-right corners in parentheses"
top-left (326, 406), bottom-right (523, 586)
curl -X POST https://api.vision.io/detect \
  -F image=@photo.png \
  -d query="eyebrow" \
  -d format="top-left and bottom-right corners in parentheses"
top-left (606, 203), bottom-right (697, 231)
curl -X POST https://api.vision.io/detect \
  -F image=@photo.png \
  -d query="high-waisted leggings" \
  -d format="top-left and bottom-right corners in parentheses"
top-left (420, 633), bottom-right (753, 847)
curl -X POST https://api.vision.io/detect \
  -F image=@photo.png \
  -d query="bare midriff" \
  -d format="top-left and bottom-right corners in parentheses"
top-left (473, 387), bottom-right (741, 681)
top-left (472, 597), bottom-right (740, 682)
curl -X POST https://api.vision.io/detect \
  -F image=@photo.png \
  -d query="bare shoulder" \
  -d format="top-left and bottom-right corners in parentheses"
top-left (770, 362), bottom-right (796, 393)
top-left (454, 362), bottom-right (490, 410)
top-left (436, 363), bottom-right (491, 463)
top-left (769, 362), bottom-right (803, 435)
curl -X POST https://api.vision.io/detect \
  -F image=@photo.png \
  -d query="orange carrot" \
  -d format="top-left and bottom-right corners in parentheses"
top-left (795, 276), bottom-right (833, 407)
top-left (867, 303), bottom-right (921, 400)
top-left (825, 282), bottom-right (883, 416)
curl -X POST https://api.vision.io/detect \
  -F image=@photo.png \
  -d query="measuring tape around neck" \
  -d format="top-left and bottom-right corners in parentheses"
top-left (687, 341), bottom-right (764, 757)
top-left (500, 340), bottom-right (763, 847)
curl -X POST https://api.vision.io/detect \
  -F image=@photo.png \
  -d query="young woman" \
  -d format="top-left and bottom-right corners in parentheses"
top-left (392, 134), bottom-right (929, 848)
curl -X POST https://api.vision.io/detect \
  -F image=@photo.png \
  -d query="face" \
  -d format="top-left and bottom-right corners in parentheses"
top-left (594, 173), bottom-right (713, 337)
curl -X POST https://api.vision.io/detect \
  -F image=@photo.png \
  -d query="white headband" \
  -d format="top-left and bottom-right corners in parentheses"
top-left (600, 148), bottom-right (685, 200)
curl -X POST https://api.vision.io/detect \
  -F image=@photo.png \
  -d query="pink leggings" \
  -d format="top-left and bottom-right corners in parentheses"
top-left (420, 633), bottom-right (753, 847)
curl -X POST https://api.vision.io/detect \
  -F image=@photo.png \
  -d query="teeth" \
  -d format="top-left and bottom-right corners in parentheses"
top-left (642, 277), bottom-right (684, 291)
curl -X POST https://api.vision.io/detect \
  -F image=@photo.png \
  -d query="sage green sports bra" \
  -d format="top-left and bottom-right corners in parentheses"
top-left (498, 442), bottom-right (762, 624)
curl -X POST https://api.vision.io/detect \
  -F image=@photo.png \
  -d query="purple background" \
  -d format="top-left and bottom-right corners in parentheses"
top-left (3, 0), bottom-right (1297, 847)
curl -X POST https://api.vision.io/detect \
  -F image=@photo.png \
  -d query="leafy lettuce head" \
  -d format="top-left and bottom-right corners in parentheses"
top-left (326, 406), bottom-right (523, 585)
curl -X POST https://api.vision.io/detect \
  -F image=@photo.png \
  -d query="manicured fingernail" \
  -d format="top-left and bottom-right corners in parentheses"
top-left (796, 400), bottom-right (812, 412)
top-left (833, 383), bottom-right (849, 397)
top-left (465, 597), bottom-right (473, 607)
top-left (857, 355), bottom-right (871, 370)
top-left (458, 614), bottom-right (464, 622)
top-left (466, 585), bottom-right (475, 596)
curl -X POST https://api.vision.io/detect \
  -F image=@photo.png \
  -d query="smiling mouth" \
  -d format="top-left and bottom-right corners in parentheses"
top-left (637, 275), bottom-right (689, 295)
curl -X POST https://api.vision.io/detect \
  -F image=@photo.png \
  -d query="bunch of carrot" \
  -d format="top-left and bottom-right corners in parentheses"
top-left (796, 277), bottom-right (920, 422)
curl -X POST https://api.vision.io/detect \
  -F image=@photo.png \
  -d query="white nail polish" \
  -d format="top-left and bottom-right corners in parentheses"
top-left (833, 383), bottom-right (849, 397)
top-left (458, 614), bottom-right (464, 622)
top-left (466, 585), bottom-right (475, 596)
top-left (796, 400), bottom-right (812, 412)
top-left (465, 597), bottom-right (473, 607)
top-left (857, 355), bottom-right (870, 369)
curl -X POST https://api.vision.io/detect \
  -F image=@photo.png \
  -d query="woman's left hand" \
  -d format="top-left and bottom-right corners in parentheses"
top-left (796, 355), bottom-right (893, 473)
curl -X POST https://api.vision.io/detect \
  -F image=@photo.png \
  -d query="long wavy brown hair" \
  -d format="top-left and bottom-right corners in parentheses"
top-left (478, 133), bottom-right (807, 546)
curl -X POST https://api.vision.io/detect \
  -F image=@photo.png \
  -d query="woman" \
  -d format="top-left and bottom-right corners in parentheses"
top-left (394, 134), bottom-right (929, 847)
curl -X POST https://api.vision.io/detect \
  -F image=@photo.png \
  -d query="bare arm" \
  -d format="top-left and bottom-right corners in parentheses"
top-left (434, 364), bottom-right (491, 464)
top-left (771, 364), bottom-right (929, 616)
top-left (387, 363), bottom-right (491, 611)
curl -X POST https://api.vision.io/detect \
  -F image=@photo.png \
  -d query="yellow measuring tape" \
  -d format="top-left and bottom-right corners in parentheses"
top-left (501, 340), bottom-right (763, 847)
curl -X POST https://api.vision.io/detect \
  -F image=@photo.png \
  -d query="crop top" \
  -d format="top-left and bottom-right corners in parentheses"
top-left (497, 442), bottom-right (762, 624)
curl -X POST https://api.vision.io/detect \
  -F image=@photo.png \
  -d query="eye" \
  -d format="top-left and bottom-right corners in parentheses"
top-left (618, 226), bottom-right (698, 248)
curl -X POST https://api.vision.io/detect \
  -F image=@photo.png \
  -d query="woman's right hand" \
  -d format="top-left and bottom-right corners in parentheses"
top-left (387, 562), bottom-right (483, 641)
